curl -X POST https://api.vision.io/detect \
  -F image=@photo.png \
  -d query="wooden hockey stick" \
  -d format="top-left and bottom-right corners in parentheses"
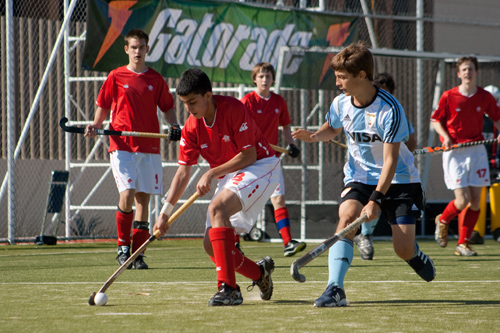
top-left (290, 214), bottom-right (368, 283)
top-left (270, 144), bottom-right (290, 156)
top-left (413, 138), bottom-right (498, 155)
top-left (88, 192), bottom-right (199, 305)
top-left (60, 117), bottom-right (169, 139)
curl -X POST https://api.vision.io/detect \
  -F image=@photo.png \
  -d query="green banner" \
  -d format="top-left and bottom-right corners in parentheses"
top-left (83, 0), bottom-right (359, 89)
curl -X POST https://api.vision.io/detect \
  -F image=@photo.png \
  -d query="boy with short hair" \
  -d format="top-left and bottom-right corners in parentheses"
top-left (240, 62), bottom-right (306, 257)
top-left (431, 57), bottom-right (500, 256)
top-left (293, 41), bottom-right (435, 307)
top-left (154, 68), bottom-right (281, 306)
top-left (85, 29), bottom-right (180, 269)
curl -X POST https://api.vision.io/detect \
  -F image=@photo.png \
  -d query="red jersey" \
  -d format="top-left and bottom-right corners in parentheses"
top-left (431, 86), bottom-right (500, 144)
top-left (96, 66), bottom-right (174, 154)
top-left (241, 91), bottom-right (291, 147)
top-left (178, 95), bottom-right (275, 170)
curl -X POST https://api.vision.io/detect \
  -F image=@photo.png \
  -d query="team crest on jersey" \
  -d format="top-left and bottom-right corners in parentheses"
top-left (148, 85), bottom-right (153, 91)
top-left (124, 84), bottom-right (129, 89)
top-left (239, 122), bottom-right (248, 132)
top-left (223, 135), bottom-right (230, 142)
top-left (275, 108), bottom-right (279, 114)
top-left (476, 106), bottom-right (481, 112)
top-left (366, 113), bottom-right (376, 127)
top-left (257, 110), bottom-right (262, 114)
top-left (180, 138), bottom-right (186, 146)
top-left (340, 187), bottom-right (351, 198)
top-left (201, 143), bottom-right (208, 149)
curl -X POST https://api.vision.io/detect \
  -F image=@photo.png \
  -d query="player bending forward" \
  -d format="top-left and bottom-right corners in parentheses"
top-left (154, 68), bottom-right (281, 306)
top-left (293, 41), bottom-right (435, 307)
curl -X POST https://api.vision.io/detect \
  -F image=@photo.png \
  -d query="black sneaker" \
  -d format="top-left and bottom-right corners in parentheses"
top-left (133, 255), bottom-right (148, 269)
top-left (284, 240), bottom-right (307, 257)
top-left (208, 283), bottom-right (243, 306)
top-left (468, 231), bottom-right (484, 245)
top-left (406, 243), bottom-right (436, 282)
top-left (493, 228), bottom-right (500, 243)
top-left (116, 245), bottom-right (132, 269)
top-left (314, 285), bottom-right (347, 307)
top-left (248, 256), bottom-right (275, 300)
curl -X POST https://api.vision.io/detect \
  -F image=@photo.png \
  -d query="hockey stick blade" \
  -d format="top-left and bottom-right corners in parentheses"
top-left (290, 214), bottom-right (367, 283)
top-left (59, 117), bottom-right (85, 134)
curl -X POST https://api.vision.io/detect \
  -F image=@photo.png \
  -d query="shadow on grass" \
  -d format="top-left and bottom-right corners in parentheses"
top-left (352, 299), bottom-right (500, 306)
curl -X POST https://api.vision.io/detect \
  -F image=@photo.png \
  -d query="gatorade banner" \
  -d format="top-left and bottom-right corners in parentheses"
top-left (83, 0), bottom-right (359, 89)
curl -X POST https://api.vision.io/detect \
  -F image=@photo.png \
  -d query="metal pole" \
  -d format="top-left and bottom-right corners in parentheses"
top-left (416, 0), bottom-right (425, 236)
top-left (64, 0), bottom-right (72, 238)
top-left (6, 0), bottom-right (15, 244)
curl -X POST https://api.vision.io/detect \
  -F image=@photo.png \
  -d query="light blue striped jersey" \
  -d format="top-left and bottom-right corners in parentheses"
top-left (326, 88), bottom-right (420, 185)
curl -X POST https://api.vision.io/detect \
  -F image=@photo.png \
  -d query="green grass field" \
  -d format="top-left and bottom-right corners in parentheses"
top-left (1, 238), bottom-right (499, 332)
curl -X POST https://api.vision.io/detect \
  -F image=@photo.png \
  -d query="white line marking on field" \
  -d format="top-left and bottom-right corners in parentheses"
top-left (96, 313), bottom-right (152, 316)
top-left (2, 280), bottom-right (500, 285)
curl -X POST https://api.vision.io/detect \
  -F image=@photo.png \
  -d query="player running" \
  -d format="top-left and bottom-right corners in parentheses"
top-left (154, 68), bottom-right (281, 306)
top-left (293, 41), bottom-right (435, 307)
top-left (239, 62), bottom-right (306, 257)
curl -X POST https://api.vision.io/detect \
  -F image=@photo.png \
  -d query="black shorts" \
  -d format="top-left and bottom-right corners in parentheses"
top-left (339, 182), bottom-right (425, 224)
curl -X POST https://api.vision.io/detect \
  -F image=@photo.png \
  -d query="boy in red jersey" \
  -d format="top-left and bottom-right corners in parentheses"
top-left (239, 62), bottom-right (306, 257)
top-left (85, 29), bottom-right (181, 269)
top-left (154, 68), bottom-right (281, 306)
top-left (431, 56), bottom-right (500, 256)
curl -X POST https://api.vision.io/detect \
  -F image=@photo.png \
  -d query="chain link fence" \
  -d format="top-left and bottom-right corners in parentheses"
top-left (2, 0), bottom-right (500, 243)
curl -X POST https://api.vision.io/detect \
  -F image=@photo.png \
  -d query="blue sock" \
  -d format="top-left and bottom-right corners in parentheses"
top-left (327, 238), bottom-right (354, 289)
top-left (361, 218), bottom-right (379, 236)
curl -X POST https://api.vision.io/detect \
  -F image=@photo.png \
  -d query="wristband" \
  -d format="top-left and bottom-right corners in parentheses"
top-left (160, 202), bottom-right (174, 216)
top-left (369, 191), bottom-right (385, 208)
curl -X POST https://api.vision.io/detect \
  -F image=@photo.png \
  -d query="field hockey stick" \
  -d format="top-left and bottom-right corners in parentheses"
top-left (60, 117), bottom-right (169, 139)
top-left (413, 138), bottom-right (498, 155)
top-left (329, 139), bottom-right (348, 149)
top-left (290, 214), bottom-right (368, 283)
top-left (88, 192), bottom-right (199, 305)
top-left (270, 144), bottom-right (290, 156)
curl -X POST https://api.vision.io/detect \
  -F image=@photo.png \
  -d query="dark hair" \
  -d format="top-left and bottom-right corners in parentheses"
top-left (176, 68), bottom-right (212, 96)
top-left (251, 62), bottom-right (276, 85)
top-left (456, 56), bottom-right (478, 72)
top-left (124, 29), bottom-right (149, 46)
top-left (374, 72), bottom-right (395, 94)
top-left (330, 41), bottom-right (374, 81)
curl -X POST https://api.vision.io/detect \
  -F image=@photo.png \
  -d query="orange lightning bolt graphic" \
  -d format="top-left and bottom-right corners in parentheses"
top-left (93, 1), bottom-right (138, 68)
top-left (318, 22), bottom-right (351, 85)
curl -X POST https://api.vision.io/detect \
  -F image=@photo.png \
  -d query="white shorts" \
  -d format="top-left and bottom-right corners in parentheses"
top-left (271, 165), bottom-right (285, 198)
top-left (442, 145), bottom-right (491, 190)
top-left (110, 150), bottom-right (163, 195)
top-left (206, 156), bottom-right (281, 234)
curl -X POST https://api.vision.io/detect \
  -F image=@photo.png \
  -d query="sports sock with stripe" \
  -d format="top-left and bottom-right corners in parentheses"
top-left (327, 238), bottom-right (354, 289)
top-left (275, 207), bottom-right (292, 245)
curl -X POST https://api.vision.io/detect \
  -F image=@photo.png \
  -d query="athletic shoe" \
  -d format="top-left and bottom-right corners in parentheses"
top-left (133, 255), bottom-right (148, 269)
top-left (235, 242), bottom-right (244, 256)
top-left (455, 243), bottom-right (477, 256)
top-left (314, 285), bottom-right (347, 307)
top-left (248, 256), bottom-right (275, 300)
top-left (283, 240), bottom-right (307, 257)
top-left (434, 214), bottom-right (448, 247)
top-left (116, 245), bottom-right (132, 269)
top-left (353, 234), bottom-right (374, 260)
top-left (468, 231), bottom-right (484, 245)
top-left (406, 243), bottom-right (436, 282)
top-left (493, 228), bottom-right (500, 243)
top-left (208, 283), bottom-right (243, 306)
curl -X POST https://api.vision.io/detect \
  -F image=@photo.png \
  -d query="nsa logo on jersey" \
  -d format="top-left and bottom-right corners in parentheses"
top-left (239, 122), bottom-right (248, 132)
top-left (365, 113), bottom-right (376, 127)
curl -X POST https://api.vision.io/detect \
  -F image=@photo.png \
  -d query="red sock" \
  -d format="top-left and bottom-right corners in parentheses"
top-left (440, 200), bottom-right (462, 224)
top-left (132, 221), bottom-right (150, 254)
top-left (210, 249), bottom-right (261, 281)
top-left (116, 208), bottom-right (133, 246)
top-left (275, 207), bottom-right (292, 245)
top-left (459, 208), bottom-right (480, 244)
top-left (209, 227), bottom-right (237, 289)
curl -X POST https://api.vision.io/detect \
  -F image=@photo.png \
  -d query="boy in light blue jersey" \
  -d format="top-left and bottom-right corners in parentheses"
top-left (293, 41), bottom-right (435, 307)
